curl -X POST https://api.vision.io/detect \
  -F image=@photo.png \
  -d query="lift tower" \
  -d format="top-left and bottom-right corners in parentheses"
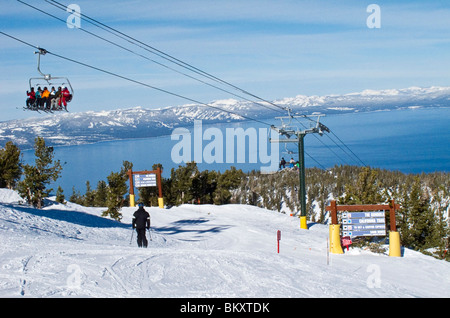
top-left (270, 114), bottom-right (329, 229)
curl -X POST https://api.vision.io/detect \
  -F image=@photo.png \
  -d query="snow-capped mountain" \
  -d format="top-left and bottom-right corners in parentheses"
top-left (1, 86), bottom-right (449, 149)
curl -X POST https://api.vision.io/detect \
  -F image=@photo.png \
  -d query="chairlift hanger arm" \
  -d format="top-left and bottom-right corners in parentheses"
top-left (35, 47), bottom-right (51, 79)
top-left (30, 48), bottom-right (75, 96)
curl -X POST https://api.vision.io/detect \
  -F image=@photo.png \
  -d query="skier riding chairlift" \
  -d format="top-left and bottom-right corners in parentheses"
top-left (25, 48), bottom-right (74, 112)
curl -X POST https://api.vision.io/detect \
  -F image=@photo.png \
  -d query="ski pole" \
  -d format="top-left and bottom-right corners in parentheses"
top-left (148, 215), bottom-right (152, 241)
top-left (148, 227), bottom-right (152, 241)
top-left (130, 228), bottom-right (134, 245)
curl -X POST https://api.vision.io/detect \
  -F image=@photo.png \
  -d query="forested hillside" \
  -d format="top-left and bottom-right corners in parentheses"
top-left (233, 165), bottom-right (449, 259)
top-left (71, 161), bottom-right (448, 260)
top-left (2, 138), bottom-right (448, 260)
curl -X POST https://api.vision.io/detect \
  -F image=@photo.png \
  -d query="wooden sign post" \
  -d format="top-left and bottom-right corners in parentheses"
top-left (128, 167), bottom-right (164, 209)
top-left (326, 200), bottom-right (401, 257)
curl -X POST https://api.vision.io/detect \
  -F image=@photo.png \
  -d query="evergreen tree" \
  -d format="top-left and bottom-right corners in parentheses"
top-left (0, 141), bottom-right (22, 189)
top-left (83, 181), bottom-right (95, 207)
top-left (340, 167), bottom-right (383, 205)
top-left (191, 170), bottom-right (218, 204)
top-left (102, 161), bottom-right (132, 221)
top-left (94, 180), bottom-right (107, 207)
top-left (103, 171), bottom-right (127, 221)
top-left (163, 172), bottom-right (176, 206)
top-left (17, 137), bottom-right (62, 209)
top-left (55, 186), bottom-right (65, 204)
top-left (213, 166), bottom-right (244, 205)
top-left (171, 162), bottom-right (199, 204)
top-left (138, 185), bottom-right (158, 206)
top-left (430, 185), bottom-right (450, 259)
top-left (317, 182), bottom-right (330, 223)
top-left (69, 186), bottom-right (83, 205)
top-left (398, 176), bottom-right (436, 251)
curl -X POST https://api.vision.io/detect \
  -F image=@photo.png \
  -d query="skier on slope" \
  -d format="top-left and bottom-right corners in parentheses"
top-left (132, 203), bottom-right (150, 248)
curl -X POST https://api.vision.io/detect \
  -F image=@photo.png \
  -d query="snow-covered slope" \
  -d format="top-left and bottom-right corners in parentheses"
top-left (1, 86), bottom-right (449, 149)
top-left (0, 188), bottom-right (449, 298)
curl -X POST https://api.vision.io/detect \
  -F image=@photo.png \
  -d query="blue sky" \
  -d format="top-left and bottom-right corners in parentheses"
top-left (1, 0), bottom-right (449, 121)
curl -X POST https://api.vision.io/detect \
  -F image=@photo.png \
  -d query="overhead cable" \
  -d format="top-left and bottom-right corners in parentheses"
top-left (0, 30), bottom-right (273, 127)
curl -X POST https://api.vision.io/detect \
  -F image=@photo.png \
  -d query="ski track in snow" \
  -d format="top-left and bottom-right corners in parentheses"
top-left (0, 189), bottom-right (449, 298)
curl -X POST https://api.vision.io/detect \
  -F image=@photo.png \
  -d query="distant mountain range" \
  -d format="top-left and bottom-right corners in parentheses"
top-left (1, 86), bottom-right (449, 150)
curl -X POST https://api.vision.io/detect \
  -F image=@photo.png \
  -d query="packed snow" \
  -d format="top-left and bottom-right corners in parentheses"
top-left (0, 188), bottom-right (448, 298)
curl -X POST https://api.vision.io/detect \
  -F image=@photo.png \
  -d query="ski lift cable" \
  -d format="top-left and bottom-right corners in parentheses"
top-left (43, 0), bottom-right (291, 114)
top-left (294, 112), bottom-right (366, 166)
top-left (17, 0), bottom-right (286, 116)
top-left (290, 114), bottom-right (366, 167)
top-left (297, 112), bottom-right (366, 166)
top-left (304, 150), bottom-right (327, 170)
top-left (307, 125), bottom-right (363, 167)
top-left (1, 30), bottom-right (332, 171)
top-left (322, 133), bottom-right (363, 166)
top-left (0, 30), bottom-right (273, 127)
top-left (39, 0), bottom-right (363, 169)
top-left (288, 116), bottom-right (352, 166)
top-left (328, 129), bottom-right (367, 166)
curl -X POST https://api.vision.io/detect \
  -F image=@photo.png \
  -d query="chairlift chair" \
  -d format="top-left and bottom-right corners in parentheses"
top-left (283, 144), bottom-right (298, 155)
top-left (25, 48), bottom-right (74, 112)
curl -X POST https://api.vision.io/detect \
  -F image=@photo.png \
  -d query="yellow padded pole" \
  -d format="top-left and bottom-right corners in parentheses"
top-left (129, 194), bottom-right (135, 208)
top-left (300, 216), bottom-right (308, 229)
top-left (329, 224), bottom-right (343, 254)
top-left (158, 197), bottom-right (164, 209)
top-left (389, 231), bottom-right (401, 257)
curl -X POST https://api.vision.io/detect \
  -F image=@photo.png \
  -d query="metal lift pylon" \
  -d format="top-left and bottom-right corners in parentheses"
top-left (270, 113), bottom-right (330, 229)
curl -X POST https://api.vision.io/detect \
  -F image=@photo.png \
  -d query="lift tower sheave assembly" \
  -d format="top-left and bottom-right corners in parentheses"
top-left (270, 114), bottom-right (330, 229)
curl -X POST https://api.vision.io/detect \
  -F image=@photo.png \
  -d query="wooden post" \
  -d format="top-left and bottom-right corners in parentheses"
top-left (389, 199), bottom-right (401, 257)
top-left (389, 199), bottom-right (397, 231)
top-left (330, 200), bottom-right (338, 225)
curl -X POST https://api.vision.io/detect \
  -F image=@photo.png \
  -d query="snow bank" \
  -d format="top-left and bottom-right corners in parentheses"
top-left (0, 190), bottom-right (449, 299)
top-left (0, 188), bottom-right (23, 204)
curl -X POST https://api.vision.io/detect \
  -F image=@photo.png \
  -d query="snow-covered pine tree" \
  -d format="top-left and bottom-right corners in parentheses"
top-left (17, 137), bottom-right (62, 209)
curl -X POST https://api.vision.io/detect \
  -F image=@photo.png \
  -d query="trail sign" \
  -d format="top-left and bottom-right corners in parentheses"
top-left (342, 210), bottom-right (386, 237)
top-left (134, 173), bottom-right (157, 188)
top-left (325, 200), bottom-right (401, 257)
top-left (127, 168), bottom-right (164, 208)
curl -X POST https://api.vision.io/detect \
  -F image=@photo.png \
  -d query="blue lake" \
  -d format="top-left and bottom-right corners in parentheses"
top-left (22, 107), bottom-right (450, 195)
